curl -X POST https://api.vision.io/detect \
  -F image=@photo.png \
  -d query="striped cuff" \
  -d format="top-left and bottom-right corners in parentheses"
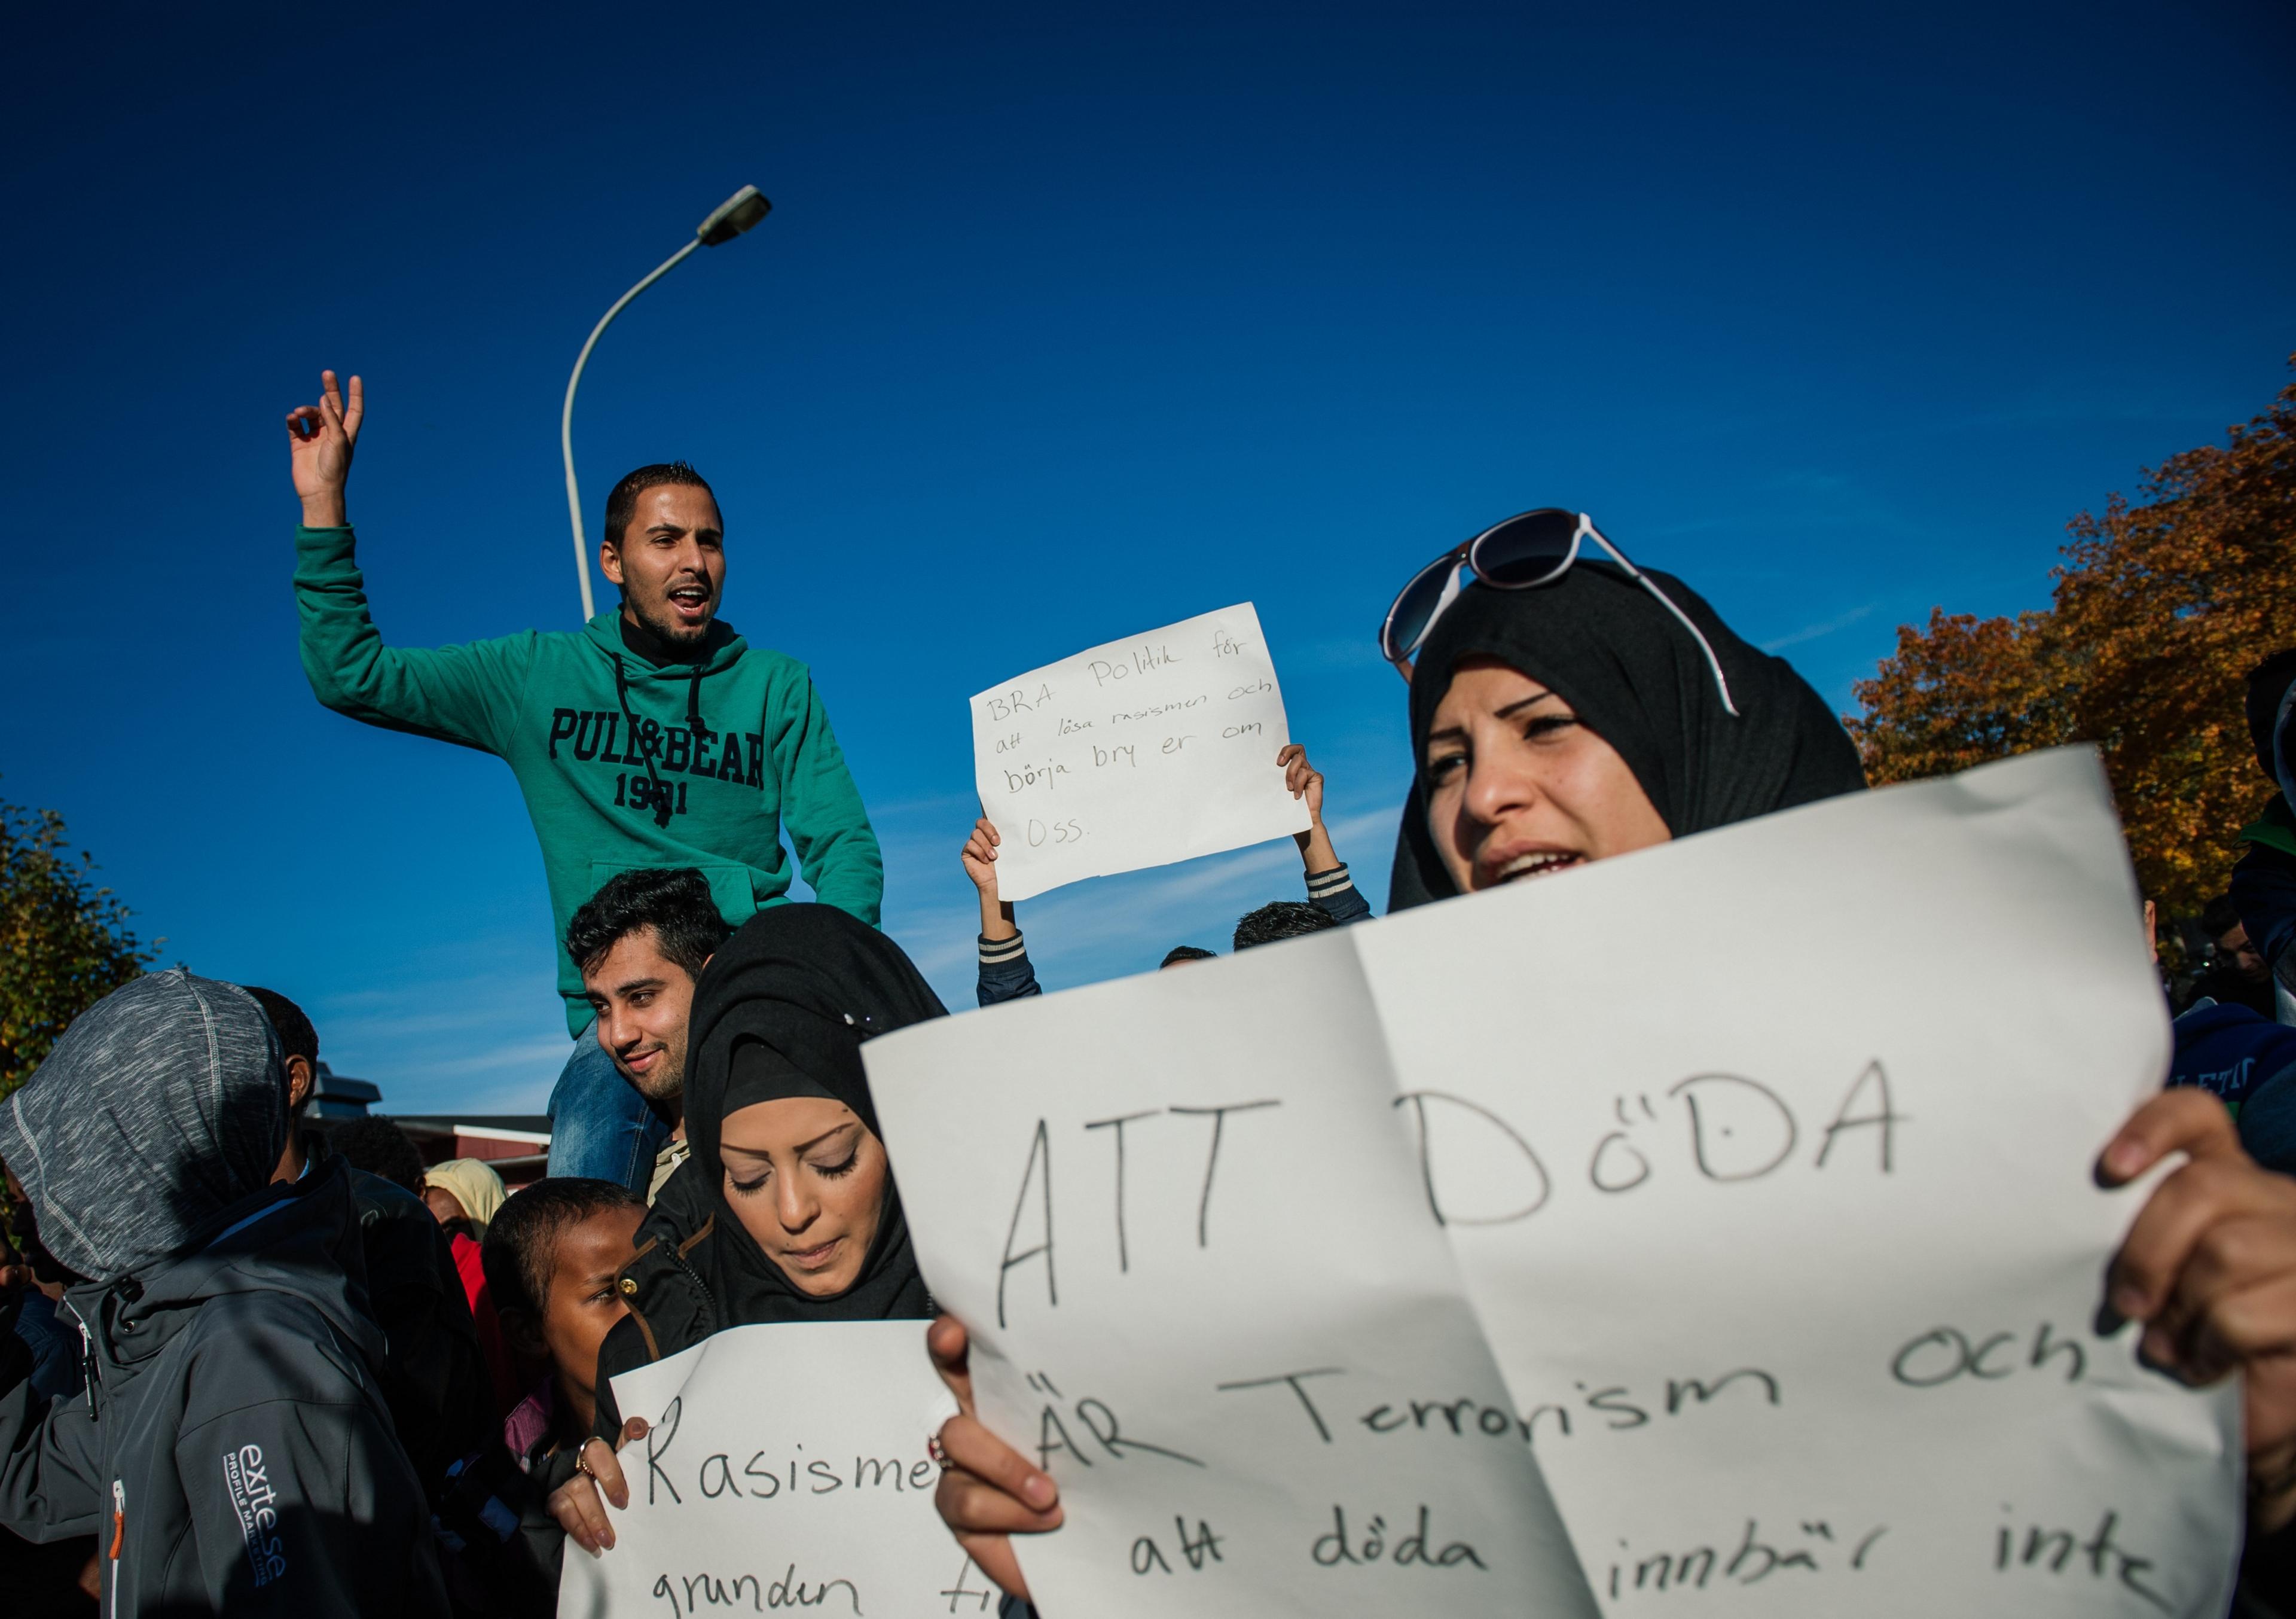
top-left (1303, 864), bottom-right (1354, 901)
top-left (978, 931), bottom-right (1029, 966)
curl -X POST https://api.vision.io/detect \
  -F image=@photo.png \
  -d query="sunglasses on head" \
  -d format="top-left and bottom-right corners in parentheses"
top-left (1377, 507), bottom-right (1740, 716)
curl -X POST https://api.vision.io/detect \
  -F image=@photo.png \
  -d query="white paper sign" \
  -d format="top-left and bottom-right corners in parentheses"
top-left (867, 749), bottom-right (2242, 1618)
top-left (555, 1322), bottom-right (972, 1619)
top-left (969, 603), bottom-right (1311, 901)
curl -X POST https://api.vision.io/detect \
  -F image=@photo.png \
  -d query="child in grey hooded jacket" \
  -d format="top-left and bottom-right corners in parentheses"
top-left (0, 969), bottom-right (448, 1617)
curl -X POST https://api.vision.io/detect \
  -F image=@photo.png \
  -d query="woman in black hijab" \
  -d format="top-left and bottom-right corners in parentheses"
top-left (930, 510), bottom-right (2296, 1611)
top-left (1385, 513), bottom-right (1867, 907)
top-left (925, 510), bottom-right (1873, 1605)
top-left (549, 902), bottom-right (944, 1554)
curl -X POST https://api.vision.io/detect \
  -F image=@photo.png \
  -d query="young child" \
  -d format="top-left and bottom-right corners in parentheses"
top-left (480, 1179), bottom-right (645, 1571)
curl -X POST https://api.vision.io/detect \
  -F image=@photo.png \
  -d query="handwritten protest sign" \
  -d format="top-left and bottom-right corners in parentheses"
top-left (867, 749), bottom-right (2242, 1617)
top-left (555, 1322), bottom-right (970, 1619)
top-left (969, 603), bottom-right (1311, 901)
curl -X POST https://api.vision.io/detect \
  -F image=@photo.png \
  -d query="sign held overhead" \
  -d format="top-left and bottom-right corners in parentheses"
top-left (970, 603), bottom-right (1311, 902)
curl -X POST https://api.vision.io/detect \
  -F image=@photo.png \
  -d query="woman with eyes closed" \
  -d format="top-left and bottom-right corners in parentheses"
top-left (548, 902), bottom-right (943, 1556)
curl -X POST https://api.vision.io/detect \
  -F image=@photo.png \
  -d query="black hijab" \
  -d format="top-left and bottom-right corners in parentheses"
top-left (682, 903), bottom-right (945, 1322)
top-left (1390, 562), bottom-right (1867, 908)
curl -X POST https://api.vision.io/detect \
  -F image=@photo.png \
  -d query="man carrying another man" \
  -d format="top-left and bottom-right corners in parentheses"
top-left (285, 371), bottom-right (883, 1194)
top-left (565, 867), bottom-right (732, 1200)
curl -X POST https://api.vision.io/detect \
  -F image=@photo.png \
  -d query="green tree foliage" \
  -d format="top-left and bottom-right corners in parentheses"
top-left (1, 794), bottom-right (157, 1098)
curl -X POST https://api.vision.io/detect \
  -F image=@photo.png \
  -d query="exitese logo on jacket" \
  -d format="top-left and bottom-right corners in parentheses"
top-left (221, 1443), bottom-right (288, 1587)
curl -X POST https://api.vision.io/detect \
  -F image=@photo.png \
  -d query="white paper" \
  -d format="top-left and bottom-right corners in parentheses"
top-left (863, 932), bottom-right (1599, 1618)
top-left (869, 749), bottom-right (2242, 1618)
top-left (555, 1322), bottom-right (971, 1619)
top-left (969, 603), bottom-right (1311, 901)
top-left (1355, 747), bottom-right (2240, 1617)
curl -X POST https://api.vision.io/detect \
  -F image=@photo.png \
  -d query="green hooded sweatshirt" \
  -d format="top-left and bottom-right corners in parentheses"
top-left (294, 525), bottom-right (883, 1033)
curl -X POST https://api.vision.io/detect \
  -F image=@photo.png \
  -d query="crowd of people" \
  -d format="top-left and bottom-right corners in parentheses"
top-left (5, 371), bottom-right (2296, 1615)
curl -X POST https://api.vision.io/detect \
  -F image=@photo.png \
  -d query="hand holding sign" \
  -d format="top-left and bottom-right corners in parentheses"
top-left (871, 751), bottom-right (2243, 1617)
top-left (554, 1322), bottom-right (966, 1619)
top-left (970, 603), bottom-right (1311, 901)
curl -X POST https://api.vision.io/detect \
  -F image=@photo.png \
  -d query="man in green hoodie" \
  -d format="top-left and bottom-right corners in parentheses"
top-left (285, 370), bottom-right (884, 1194)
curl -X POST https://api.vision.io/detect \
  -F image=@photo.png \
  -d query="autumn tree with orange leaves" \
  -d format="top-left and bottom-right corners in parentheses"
top-left (1848, 361), bottom-right (2296, 921)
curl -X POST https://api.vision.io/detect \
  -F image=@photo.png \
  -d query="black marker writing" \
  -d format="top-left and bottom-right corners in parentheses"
top-left (1816, 1060), bottom-right (1906, 1172)
top-left (1391, 1091), bottom-right (1550, 1227)
top-left (939, 1555), bottom-right (998, 1612)
top-left (1131, 1517), bottom-right (1226, 1575)
top-left (1993, 1507), bottom-right (2172, 1614)
top-left (1083, 1111), bottom-right (1158, 1273)
top-left (1313, 1504), bottom-right (1485, 1570)
top-left (1891, 1320), bottom-right (2090, 1389)
top-left (648, 1566), bottom-right (859, 1615)
top-left (1669, 1074), bottom-right (1799, 1182)
top-left (645, 1398), bottom-right (684, 1505)
top-left (1217, 1367), bottom-right (1345, 1443)
top-left (1028, 1374), bottom-right (1204, 1472)
top-left (997, 1120), bottom-right (1055, 1329)
top-left (1168, 1100), bottom-right (1280, 1247)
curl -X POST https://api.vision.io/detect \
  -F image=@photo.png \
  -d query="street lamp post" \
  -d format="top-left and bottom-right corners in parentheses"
top-left (561, 184), bottom-right (773, 621)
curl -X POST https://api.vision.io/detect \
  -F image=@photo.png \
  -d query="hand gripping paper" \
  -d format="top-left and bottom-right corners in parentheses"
top-left (865, 749), bottom-right (2240, 1618)
top-left (555, 1322), bottom-right (967, 1618)
top-left (969, 603), bottom-right (1311, 902)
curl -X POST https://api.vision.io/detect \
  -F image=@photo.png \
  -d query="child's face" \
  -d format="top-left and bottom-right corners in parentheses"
top-left (541, 1205), bottom-right (646, 1411)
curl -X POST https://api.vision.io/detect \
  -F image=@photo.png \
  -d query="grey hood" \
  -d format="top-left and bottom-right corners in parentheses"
top-left (0, 969), bottom-right (287, 1284)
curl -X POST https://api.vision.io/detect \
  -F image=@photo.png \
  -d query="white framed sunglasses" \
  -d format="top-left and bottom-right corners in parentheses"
top-left (1378, 507), bottom-right (1740, 717)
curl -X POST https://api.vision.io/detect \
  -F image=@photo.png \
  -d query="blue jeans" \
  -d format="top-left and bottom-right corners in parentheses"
top-left (546, 1019), bottom-right (668, 1196)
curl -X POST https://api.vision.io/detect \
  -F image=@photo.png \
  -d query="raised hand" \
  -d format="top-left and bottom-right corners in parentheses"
top-left (1277, 743), bottom-right (1325, 824)
top-left (962, 814), bottom-right (1021, 943)
top-left (960, 816), bottom-right (1003, 898)
top-left (283, 369), bottom-right (364, 526)
top-left (2099, 1089), bottom-right (2296, 1530)
top-left (1278, 743), bottom-right (1339, 870)
top-left (927, 1315), bottom-right (1060, 1599)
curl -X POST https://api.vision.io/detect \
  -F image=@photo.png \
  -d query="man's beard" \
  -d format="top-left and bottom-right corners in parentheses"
top-left (631, 593), bottom-right (710, 648)
top-left (623, 1050), bottom-right (685, 1105)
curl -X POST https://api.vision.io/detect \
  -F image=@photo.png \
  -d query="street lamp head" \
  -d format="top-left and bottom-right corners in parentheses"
top-left (697, 185), bottom-right (771, 247)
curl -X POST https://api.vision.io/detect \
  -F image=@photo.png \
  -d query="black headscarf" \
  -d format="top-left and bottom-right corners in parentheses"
top-left (1389, 562), bottom-right (1867, 908)
top-left (682, 903), bottom-right (946, 1322)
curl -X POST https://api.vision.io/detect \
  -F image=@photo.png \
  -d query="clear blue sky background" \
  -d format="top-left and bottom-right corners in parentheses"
top-left (3, 3), bottom-right (2289, 1115)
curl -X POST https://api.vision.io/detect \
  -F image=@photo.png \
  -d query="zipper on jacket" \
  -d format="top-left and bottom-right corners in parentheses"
top-left (108, 1478), bottom-right (124, 1619)
top-left (72, 1307), bottom-right (99, 1418)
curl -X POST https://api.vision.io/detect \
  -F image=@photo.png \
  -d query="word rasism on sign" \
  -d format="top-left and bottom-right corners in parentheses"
top-left (868, 750), bottom-right (2240, 1618)
top-left (969, 603), bottom-right (1310, 902)
top-left (555, 1322), bottom-right (974, 1618)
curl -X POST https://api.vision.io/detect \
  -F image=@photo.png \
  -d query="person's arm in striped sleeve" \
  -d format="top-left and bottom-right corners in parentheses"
top-left (1280, 744), bottom-right (1372, 926)
top-left (963, 816), bottom-right (1044, 1007)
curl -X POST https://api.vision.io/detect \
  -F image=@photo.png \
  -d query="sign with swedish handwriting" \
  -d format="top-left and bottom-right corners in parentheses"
top-left (866, 749), bottom-right (2241, 1617)
top-left (555, 1322), bottom-right (970, 1619)
top-left (969, 603), bottom-right (1310, 902)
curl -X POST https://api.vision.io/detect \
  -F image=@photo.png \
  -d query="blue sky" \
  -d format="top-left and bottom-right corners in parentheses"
top-left (2, 2), bottom-right (2289, 1114)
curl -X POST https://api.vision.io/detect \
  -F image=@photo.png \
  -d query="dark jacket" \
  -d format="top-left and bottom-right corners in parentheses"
top-left (590, 1163), bottom-right (723, 1440)
top-left (0, 968), bottom-right (448, 1617)
top-left (2233, 795), bottom-right (2296, 1004)
top-left (0, 1165), bottom-right (449, 1616)
top-left (332, 1152), bottom-right (497, 1495)
top-left (2167, 1001), bottom-right (2296, 1111)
